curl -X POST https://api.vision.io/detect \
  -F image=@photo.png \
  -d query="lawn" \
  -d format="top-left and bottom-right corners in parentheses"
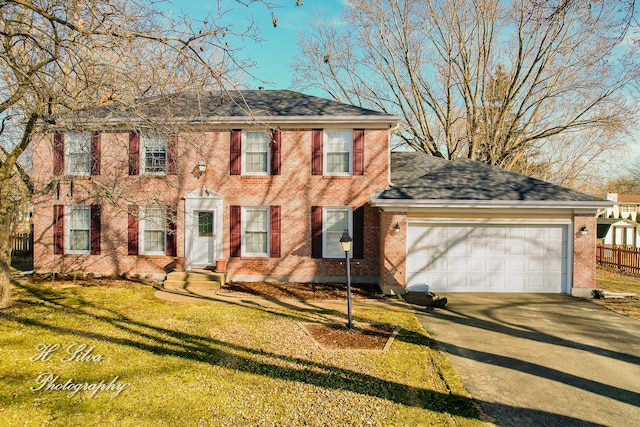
top-left (595, 267), bottom-right (640, 320)
top-left (0, 279), bottom-right (483, 426)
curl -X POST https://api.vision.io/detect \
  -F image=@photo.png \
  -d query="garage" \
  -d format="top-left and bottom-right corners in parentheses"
top-left (406, 222), bottom-right (569, 293)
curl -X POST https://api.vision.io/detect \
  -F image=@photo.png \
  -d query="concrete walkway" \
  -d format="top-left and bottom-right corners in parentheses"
top-left (416, 294), bottom-right (640, 427)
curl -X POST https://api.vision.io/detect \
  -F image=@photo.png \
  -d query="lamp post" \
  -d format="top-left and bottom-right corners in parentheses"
top-left (339, 229), bottom-right (353, 329)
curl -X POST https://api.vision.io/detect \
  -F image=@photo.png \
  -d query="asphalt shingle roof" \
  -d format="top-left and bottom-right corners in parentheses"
top-left (70, 90), bottom-right (399, 125)
top-left (381, 152), bottom-right (605, 203)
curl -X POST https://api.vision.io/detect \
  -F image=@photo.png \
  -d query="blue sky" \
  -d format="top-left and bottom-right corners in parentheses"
top-left (166, 0), bottom-right (345, 91)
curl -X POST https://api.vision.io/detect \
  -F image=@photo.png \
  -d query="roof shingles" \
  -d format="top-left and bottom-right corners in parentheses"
top-left (380, 152), bottom-right (605, 203)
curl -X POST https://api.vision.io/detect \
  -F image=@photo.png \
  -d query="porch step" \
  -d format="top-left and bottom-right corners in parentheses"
top-left (163, 271), bottom-right (226, 292)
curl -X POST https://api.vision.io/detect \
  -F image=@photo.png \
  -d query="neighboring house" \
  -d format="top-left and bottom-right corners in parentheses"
top-left (597, 218), bottom-right (639, 247)
top-left (595, 193), bottom-right (640, 247)
top-left (31, 90), bottom-right (611, 297)
top-left (600, 193), bottom-right (640, 221)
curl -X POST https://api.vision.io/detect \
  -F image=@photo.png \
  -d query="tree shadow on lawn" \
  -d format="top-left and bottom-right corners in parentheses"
top-left (3, 282), bottom-right (606, 425)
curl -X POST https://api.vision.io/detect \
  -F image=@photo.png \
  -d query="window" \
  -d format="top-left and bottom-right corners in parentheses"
top-left (242, 207), bottom-right (269, 257)
top-left (66, 205), bottom-right (90, 253)
top-left (141, 206), bottom-right (166, 255)
top-left (243, 131), bottom-right (269, 174)
top-left (142, 133), bottom-right (168, 174)
top-left (621, 205), bottom-right (638, 215)
top-left (66, 133), bottom-right (91, 175)
top-left (323, 207), bottom-right (352, 258)
top-left (324, 131), bottom-right (353, 175)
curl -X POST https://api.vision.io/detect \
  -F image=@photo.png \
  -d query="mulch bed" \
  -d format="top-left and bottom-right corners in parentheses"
top-left (302, 323), bottom-right (397, 350)
top-left (220, 281), bottom-right (386, 300)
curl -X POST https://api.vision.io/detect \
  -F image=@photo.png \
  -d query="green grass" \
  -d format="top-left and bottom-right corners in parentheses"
top-left (0, 280), bottom-right (482, 426)
top-left (595, 267), bottom-right (640, 320)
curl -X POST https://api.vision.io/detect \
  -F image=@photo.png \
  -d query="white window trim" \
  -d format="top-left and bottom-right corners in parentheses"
top-left (66, 132), bottom-right (91, 176)
top-left (65, 205), bottom-right (91, 255)
top-left (139, 205), bottom-right (166, 256)
top-left (322, 206), bottom-right (353, 259)
top-left (323, 130), bottom-right (353, 176)
top-left (141, 132), bottom-right (168, 176)
top-left (242, 131), bottom-right (270, 176)
top-left (241, 206), bottom-right (270, 257)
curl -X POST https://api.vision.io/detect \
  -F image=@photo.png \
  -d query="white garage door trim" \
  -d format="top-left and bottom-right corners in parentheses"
top-left (406, 221), bottom-right (572, 293)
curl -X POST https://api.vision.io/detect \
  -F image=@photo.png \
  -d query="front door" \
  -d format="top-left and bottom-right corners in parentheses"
top-left (192, 210), bottom-right (215, 265)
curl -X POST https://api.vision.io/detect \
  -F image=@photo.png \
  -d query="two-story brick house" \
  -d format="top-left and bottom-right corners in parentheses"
top-left (32, 90), bottom-right (399, 285)
top-left (32, 90), bottom-right (611, 297)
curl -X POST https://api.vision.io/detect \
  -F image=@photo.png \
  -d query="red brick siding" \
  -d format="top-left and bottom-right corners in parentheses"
top-left (32, 128), bottom-right (389, 281)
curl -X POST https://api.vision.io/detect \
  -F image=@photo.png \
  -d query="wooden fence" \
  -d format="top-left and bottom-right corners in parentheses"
top-left (12, 232), bottom-right (33, 257)
top-left (596, 244), bottom-right (640, 274)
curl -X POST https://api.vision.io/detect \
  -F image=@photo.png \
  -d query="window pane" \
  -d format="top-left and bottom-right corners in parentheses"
top-left (326, 131), bottom-right (351, 151)
top-left (67, 133), bottom-right (91, 175)
top-left (143, 133), bottom-right (167, 173)
top-left (144, 206), bottom-right (165, 231)
top-left (326, 153), bottom-right (349, 173)
top-left (144, 231), bottom-right (165, 252)
top-left (198, 212), bottom-right (213, 237)
top-left (246, 209), bottom-right (267, 232)
top-left (325, 208), bottom-right (349, 257)
top-left (70, 230), bottom-right (90, 251)
top-left (246, 232), bottom-right (267, 254)
top-left (244, 208), bottom-right (268, 255)
top-left (142, 206), bottom-right (165, 253)
top-left (245, 132), bottom-right (268, 173)
top-left (325, 131), bottom-right (351, 174)
top-left (245, 152), bottom-right (267, 173)
top-left (69, 206), bottom-right (90, 251)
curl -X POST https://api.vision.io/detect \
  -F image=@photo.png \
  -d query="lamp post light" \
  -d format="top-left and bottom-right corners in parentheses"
top-left (339, 229), bottom-right (353, 329)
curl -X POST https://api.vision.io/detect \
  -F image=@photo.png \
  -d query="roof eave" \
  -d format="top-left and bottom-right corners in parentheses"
top-left (369, 198), bottom-right (614, 210)
top-left (52, 115), bottom-right (401, 129)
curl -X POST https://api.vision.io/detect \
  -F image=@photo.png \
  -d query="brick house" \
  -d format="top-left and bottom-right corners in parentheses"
top-left (32, 90), bottom-right (399, 285)
top-left (32, 90), bottom-right (610, 296)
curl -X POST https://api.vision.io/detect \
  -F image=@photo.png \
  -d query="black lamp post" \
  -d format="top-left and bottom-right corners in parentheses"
top-left (339, 229), bottom-right (353, 329)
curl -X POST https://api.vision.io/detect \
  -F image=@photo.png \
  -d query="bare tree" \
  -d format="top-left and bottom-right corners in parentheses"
top-left (293, 0), bottom-right (637, 182)
top-left (0, 0), bottom-right (299, 308)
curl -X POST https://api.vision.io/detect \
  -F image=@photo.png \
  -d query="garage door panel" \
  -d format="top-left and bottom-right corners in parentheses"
top-left (407, 223), bottom-right (568, 293)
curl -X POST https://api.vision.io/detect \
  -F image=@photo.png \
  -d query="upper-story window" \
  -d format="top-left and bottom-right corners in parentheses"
top-left (243, 131), bottom-right (270, 175)
top-left (324, 131), bottom-right (353, 175)
top-left (66, 133), bottom-right (92, 175)
top-left (312, 129), bottom-right (364, 177)
top-left (621, 205), bottom-right (638, 215)
top-left (142, 133), bottom-right (168, 175)
top-left (230, 129), bottom-right (281, 176)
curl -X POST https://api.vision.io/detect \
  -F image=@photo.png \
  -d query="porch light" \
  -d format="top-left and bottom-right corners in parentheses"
top-left (339, 230), bottom-right (353, 329)
top-left (580, 225), bottom-right (588, 236)
top-left (197, 159), bottom-right (207, 175)
top-left (339, 230), bottom-right (353, 253)
top-left (393, 222), bottom-right (401, 234)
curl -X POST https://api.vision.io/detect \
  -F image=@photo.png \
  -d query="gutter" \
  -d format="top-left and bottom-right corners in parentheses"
top-left (369, 198), bottom-right (614, 211)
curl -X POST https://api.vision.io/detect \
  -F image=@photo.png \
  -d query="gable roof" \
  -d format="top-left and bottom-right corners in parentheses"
top-left (60, 90), bottom-right (401, 127)
top-left (372, 152), bottom-right (612, 209)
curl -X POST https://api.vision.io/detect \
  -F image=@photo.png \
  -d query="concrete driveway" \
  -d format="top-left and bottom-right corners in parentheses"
top-left (415, 294), bottom-right (640, 426)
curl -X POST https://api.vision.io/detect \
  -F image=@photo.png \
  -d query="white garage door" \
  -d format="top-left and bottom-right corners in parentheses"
top-left (406, 223), bottom-right (569, 292)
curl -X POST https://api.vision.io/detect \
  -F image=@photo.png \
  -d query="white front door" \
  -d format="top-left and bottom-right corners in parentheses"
top-left (192, 210), bottom-right (215, 265)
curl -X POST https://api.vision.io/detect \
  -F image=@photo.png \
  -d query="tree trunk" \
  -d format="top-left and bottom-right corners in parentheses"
top-left (0, 186), bottom-right (14, 309)
top-left (0, 211), bottom-right (12, 309)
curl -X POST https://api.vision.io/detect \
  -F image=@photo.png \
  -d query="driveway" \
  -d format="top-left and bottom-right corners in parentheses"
top-left (415, 294), bottom-right (640, 426)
